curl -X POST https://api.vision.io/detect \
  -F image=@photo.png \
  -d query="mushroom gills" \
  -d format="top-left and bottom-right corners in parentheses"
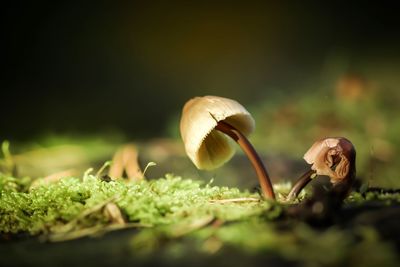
top-left (196, 130), bottom-right (236, 170)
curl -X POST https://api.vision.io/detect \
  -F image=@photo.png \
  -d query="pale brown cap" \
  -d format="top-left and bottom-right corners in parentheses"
top-left (180, 96), bottom-right (255, 170)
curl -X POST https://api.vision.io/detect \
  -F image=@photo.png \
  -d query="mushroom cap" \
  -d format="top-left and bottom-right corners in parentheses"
top-left (180, 95), bottom-right (255, 170)
top-left (303, 137), bottom-right (355, 184)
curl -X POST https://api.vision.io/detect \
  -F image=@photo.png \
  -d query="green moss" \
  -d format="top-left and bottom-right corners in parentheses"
top-left (1, 173), bottom-right (399, 266)
top-left (0, 173), bottom-right (269, 236)
top-left (348, 190), bottom-right (400, 204)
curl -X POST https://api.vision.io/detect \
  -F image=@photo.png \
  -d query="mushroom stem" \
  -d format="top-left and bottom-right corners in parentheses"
top-left (215, 120), bottom-right (275, 200)
top-left (287, 169), bottom-right (315, 201)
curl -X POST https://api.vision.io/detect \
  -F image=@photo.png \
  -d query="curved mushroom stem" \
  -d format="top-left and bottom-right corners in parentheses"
top-left (215, 120), bottom-right (275, 200)
top-left (287, 169), bottom-right (315, 201)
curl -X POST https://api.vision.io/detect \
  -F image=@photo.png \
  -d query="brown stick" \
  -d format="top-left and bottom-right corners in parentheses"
top-left (215, 121), bottom-right (275, 200)
top-left (287, 169), bottom-right (315, 201)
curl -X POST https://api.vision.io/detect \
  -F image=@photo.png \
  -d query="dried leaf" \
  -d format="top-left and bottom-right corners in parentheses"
top-left (108, 143), bottom-right (144, 181)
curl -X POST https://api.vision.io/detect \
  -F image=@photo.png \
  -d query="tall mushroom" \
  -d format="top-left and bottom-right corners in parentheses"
top-left (287, 137), bottom-right (356, 201)
top-left (180, 96), bottom-right (275, 200)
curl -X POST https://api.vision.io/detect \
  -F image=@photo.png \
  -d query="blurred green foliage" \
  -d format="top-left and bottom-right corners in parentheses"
top-left (0, 135), bottom-right (122, 178)
top-left (251, 74), bottom-right (400, 188)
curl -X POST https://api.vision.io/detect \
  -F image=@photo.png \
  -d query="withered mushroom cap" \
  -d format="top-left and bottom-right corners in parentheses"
top-left (303, 137), bottom-right (355, 184)
top-left (180, 95), bottom-right (255, 170)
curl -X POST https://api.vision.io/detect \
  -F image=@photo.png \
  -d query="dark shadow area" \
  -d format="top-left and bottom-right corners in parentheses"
top-left (2, 2), bottom-right (399, 140)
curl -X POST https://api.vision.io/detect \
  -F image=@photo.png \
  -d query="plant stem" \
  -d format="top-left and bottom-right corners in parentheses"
top-left (215, 121), bottom-right (275, 200)
top-left (287, 169), bottom-right (315, 201)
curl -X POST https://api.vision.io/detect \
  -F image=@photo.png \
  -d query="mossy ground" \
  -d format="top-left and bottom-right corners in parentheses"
top-left (1, 171), bottom-right (399, 267)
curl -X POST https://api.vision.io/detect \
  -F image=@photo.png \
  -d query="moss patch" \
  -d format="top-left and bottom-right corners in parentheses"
top-left (1, 173), bottom-right (399, 267)
top-left (0, 173), bottom-right (269, 236)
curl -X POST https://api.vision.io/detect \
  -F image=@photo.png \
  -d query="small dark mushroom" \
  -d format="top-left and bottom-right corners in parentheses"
top-left (287, 137), bottom-right (356, 201)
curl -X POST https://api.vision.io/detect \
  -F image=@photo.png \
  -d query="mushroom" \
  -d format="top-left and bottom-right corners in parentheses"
top-left (180, 95), bottom-right (275, 199)
top-left (287, 137), bottom-right (356, 201)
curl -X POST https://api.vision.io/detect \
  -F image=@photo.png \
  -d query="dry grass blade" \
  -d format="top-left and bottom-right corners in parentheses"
top-left (108, 143), bottom-right (144, 181)
top-left (48, 223), bottom-right (150, 242)
top-left (46, 198), bottom-right (146, 242)
top-left (168, 215), bottom-right (215, 237)
top-left (49, 197), bottom-right (119, 235)
top-left (208, 197), bottom-right (261, 204)
top-left (104, 202), bottom-right (125, 225)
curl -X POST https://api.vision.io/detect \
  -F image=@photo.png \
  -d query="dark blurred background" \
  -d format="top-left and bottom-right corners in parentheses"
top-left (3, 2), bottom-right (399, 140)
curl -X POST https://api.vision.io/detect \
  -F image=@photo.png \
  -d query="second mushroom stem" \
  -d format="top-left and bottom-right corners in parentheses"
top-left (286, 169), bottom-right (315, 201)
top-left (215, 120), bottom-right (276, 200)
